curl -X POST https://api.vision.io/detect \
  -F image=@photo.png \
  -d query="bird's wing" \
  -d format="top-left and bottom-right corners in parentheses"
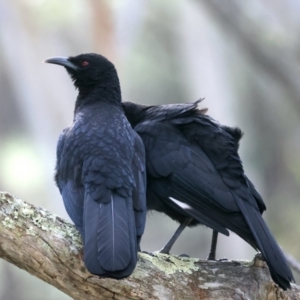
top-left (54, 130), bottom-right (67, 191)
top-left (137, 120), bottom-right (240, 212)
top-left (135, 114), bottom-right (265, 237)
top-left (171, 112), bottom-right (266, 213)
top-left (145, 99), bottom-right (206, 122)
top-left (61, 180), bottom-right (84, 236)
top-left (131, 134), bottom-right (147, 246)
top-left (55, 131), bottom-right (84, 235)
top-left (135, 121), bottom-right (235, 235)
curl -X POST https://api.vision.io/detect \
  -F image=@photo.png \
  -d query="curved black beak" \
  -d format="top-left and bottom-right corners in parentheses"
top-left (44, 57), bottom-right (78, 71)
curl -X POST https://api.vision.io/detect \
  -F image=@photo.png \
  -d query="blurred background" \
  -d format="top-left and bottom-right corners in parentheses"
top-left (1, 0), bottom-right (300, 298)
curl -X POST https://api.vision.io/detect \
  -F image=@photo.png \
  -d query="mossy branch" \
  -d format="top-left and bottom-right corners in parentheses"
top-left (0, 191), bottom-right (299, 300)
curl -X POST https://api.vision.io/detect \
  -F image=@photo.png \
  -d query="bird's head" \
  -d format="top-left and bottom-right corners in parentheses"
top-left (44, 53), bottom-right (116, 91)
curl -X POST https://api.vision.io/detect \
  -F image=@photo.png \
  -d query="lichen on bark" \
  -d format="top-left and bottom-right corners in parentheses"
top-left (0, 191), bottom-right (299, 300)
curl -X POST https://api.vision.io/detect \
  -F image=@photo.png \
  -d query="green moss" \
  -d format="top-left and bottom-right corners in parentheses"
top-left (26, 226), bottom-right (36, 236)
top-left (21, 207), bottom-right (35, 217)
top-left (2, 217), bottom-right (16, 229)
top-left (139, 252), bottom-right (198, 275)
top-left (0, 191), bottom-right (83, 252)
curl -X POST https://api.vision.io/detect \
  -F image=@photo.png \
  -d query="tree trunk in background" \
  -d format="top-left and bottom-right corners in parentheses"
top-left (88, 0), bottom-right (115, 60)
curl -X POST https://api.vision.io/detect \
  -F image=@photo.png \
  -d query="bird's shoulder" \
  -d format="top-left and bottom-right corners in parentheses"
top-left (69, 104), bottom-right (134, 148)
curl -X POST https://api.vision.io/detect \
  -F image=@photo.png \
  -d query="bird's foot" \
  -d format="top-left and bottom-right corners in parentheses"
top-left (179, 253), bottom-right (190, 258)
top-left (207, 253), bottom-right (216, 261)
top-left (254, 252), bottom-right (264, 261)
top-left (158, 247), bottom-right (170, 255)
top-left (207, 254), bottom-right (227, 261)
top-left (217, 257), bottom-right (228, 262)
top-left (253, 253), bottom-right (265, 267)
top-left (140, 250), bottom-right (155, 257)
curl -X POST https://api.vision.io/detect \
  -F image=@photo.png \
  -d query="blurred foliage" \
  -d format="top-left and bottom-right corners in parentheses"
top-left (0, 137), bottom-right (45, 192)
top-left (0, 0), bottom-right (299, 298)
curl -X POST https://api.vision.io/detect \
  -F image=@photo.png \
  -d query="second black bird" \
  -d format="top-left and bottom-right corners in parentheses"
top-left (46, 53), bottom-right (146, 278)
top-left (123, 99), bottom-right (294, 290)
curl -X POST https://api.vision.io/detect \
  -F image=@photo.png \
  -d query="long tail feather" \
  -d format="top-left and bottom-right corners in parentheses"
top-left (236, 198), bottom-right (294, 290)
top-left (83, 192), bottom-right (137, 278)
top-left (97, 194), bottom-right (131, 271)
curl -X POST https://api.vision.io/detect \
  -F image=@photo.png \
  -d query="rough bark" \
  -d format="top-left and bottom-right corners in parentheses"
top-left (0, 191), bottom-right (299, 300)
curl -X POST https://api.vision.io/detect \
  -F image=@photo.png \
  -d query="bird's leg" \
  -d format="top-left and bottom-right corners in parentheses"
top-left (159, 217), bottom-right (193, 254)
top-left (207, 230), bottom-right (218, 260)
top-left (137, 236), bottom-right (142, 252)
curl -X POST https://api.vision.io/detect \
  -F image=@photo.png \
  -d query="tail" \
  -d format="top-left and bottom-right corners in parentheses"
top-left (83, 191), bottom-right (137, 278)
top-left (236, 198), bottom-right (294, 290)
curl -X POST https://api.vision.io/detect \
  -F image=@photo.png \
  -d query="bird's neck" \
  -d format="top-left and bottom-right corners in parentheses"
top-left (74, 70), bottom-right (122, 113)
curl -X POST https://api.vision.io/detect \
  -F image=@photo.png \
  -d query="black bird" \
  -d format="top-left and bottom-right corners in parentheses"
top-left (122, 99), bottom-right (294, 289)
top-left (45, 53), bottom-right (146, 278)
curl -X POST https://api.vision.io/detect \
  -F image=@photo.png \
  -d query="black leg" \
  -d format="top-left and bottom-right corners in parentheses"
top-left (207, 230), bottom-right (218, 260)
top-left (159, 217), bottom-right (193, 254)
top-left (137, 236), bottom-right (142, 252)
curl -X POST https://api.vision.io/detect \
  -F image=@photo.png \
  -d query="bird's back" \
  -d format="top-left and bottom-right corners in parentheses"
top-left (56, 102), bottom-right (146, 278)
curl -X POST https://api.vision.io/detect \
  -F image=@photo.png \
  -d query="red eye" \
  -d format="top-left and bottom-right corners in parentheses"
top-left (81, 61), bottom-right (89, 66)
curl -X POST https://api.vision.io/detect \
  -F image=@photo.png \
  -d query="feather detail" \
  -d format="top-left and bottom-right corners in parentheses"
top-left (96, 193), bottom-right (131, 271)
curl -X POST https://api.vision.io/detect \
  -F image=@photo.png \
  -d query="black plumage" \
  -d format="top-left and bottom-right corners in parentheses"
top-left (122, 99), bottom-right (294, 289)
top-left (46, 53), bottom-right (146, 278)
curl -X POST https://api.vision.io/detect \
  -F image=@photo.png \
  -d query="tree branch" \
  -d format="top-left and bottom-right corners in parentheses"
top-left (0, 191), bottom-right (299, 299)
